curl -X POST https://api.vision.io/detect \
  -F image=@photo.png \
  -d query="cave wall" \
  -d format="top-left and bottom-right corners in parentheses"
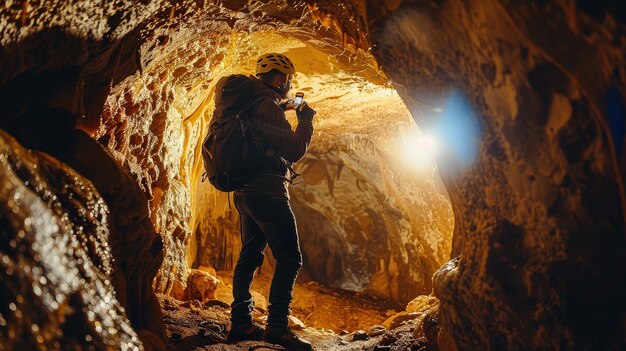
top-left (304, 0), bottom-right (626, 349)
top-left (290, 137), bottom-right (452, 302)
top-left (0, 129), bottom-right (142, 350)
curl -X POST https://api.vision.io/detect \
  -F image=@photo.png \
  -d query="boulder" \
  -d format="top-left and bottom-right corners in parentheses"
top-left (0, 130), bottom-right (142, 350)
top-left (184, 269), bottom-right (221, 302)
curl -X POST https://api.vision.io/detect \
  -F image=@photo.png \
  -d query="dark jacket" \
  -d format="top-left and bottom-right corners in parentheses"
top-left (234, 75), bottom-right (314, 198)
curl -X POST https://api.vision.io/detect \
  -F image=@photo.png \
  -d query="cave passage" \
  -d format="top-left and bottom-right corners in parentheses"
top-left (174, 31), bottom-right (455, 332)
top-left (93, 26), bottom-right (455, 342)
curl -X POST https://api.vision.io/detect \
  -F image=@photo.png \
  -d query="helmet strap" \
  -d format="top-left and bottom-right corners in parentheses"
top-left (279, 80), bottom-right (291, 96)
top-left (259, 72), bottom-right (291, 97)
top-left (269, 76), bottom-right (291, 97)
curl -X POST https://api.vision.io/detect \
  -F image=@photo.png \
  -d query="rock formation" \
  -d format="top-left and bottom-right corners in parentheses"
top-left (360, 2), bottom-right (626, 349)
top-left (0, 129), bottom-right (142, 350)
top-left (1, 0), bottom-right (626, 350)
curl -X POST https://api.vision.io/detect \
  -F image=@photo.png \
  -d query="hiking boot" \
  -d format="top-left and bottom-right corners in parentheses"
top-left (264, 327), bottom-right (313, 351)
top-left (226, 321), bottom-right (264, 343)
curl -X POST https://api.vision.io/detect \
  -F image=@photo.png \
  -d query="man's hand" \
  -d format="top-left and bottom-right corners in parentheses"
top-left (296, 102), bottom-right (315, 122)
top-left (278, 100), bottom-right (292, 112)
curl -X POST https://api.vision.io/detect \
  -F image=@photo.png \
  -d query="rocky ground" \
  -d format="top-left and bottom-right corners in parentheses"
top-left (215, 271), bottom-right (404, 333)
top-left (161, 273), bottom-right (440, 351)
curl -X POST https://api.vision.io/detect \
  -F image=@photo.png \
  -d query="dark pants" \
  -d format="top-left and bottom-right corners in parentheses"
top-left (231, 195), bottom-right (303, 329)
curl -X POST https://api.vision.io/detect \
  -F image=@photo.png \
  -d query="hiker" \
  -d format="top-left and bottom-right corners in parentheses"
top-left (220, 53), bottom-right (316, 350)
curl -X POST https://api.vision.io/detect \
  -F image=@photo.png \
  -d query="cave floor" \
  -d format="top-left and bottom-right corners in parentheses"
top-left (215, 271), bottom-right (404, 332)
top-left (161, 273), bottom-right (418, 350)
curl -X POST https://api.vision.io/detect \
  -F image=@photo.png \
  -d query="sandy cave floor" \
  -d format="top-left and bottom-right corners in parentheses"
top-left (161, 272), bottom-right (421, 350)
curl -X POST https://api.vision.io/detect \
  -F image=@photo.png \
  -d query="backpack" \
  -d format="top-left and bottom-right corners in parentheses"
top-left (201, 74), bottom-right (274, 192)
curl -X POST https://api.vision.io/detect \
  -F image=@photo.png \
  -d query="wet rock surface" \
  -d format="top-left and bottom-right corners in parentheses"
top-left (3, 104), bottom-right (167, 348)
top-left (0, 130), bottom-right (141, 350)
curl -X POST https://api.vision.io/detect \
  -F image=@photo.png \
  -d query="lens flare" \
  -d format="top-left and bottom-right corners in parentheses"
top-left (432, 91), bottom-right (482, 167)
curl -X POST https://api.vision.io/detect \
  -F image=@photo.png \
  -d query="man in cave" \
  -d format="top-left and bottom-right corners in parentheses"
top-left (226, 53), bottom-right (316, 351)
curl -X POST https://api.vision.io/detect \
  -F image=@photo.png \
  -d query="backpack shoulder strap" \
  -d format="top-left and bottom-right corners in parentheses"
top-left (237, 96), bottom-right (275, 119)
top-left (211, 97), bottom-right (273, 130)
